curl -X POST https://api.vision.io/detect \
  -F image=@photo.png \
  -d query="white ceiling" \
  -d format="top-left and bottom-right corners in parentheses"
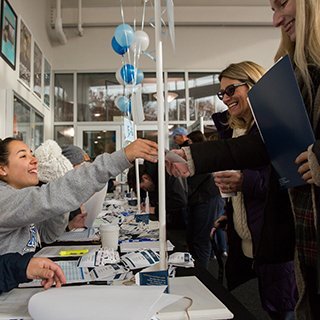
top-left (60, 0), bottom-right (269, 8)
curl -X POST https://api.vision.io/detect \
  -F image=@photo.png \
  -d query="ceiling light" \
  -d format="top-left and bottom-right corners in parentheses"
top-left (153, 92), bottom-right (178, 102)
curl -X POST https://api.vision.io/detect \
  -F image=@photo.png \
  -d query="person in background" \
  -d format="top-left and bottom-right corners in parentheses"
top-left (172, 127), bottom-right (190, 148)
top-left (0, 137), bottom-right (158, 254)
top-left (83, 152), bottom-right (91, 162)
top-left (35, 140), bottom-right (87, 232)
top-left (61, 144), bottom-right (93, 225)
top-left (61, 145), bottom-right (86, 168)
top-left (206, 134), bottom-right (228, 257)
top-left (127, 160), bottom-right (188, 251)
top-left (0, 253), bottom-right (66, 294)
top-left (185, 130), bottom-right (222, 269)
top-left (213, 61), bottom-right (297, 319)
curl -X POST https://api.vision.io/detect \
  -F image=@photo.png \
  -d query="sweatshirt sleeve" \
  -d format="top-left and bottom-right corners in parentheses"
top-left (0, 149), bottom-right (131, 231)
top-left (189, 134), bottom-right (270, 175)
top-left (37, 213), bottom-right (69, 244)
top-left (0, 252), bottom-right (33, 294)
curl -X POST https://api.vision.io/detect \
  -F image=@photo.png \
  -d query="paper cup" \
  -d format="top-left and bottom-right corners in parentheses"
top-left (99, 224), bottom-right (120, 249)
top-left (219, 190), bottom-right (237, 198)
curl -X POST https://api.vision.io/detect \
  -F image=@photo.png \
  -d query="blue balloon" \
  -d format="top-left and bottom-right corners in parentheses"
top-left (111, 37), bottom-right (128, 55)
top-left (114, 24), bottom-right (134, 48)
top-left (120, 64), bottom-right (136, 84)
top-left (115, 96), bottom-right (130, 113)
top-left (136, 69), bottom-right (144, 84)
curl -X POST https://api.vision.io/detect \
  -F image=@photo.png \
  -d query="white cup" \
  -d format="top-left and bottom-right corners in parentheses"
top-left (99, 224), bottom-right (120, 249)
top-left (214, 170), bottom-right (238, 198)
top-left (219, 190), bottom-right (237, 198)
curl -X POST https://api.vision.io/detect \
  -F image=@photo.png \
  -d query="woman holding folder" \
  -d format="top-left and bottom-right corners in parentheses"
top-left (167, 0), bottom-right (320, 317)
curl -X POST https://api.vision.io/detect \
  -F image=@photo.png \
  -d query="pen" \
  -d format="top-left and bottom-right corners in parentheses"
top-left (121, 238), bottom-right (157, 243)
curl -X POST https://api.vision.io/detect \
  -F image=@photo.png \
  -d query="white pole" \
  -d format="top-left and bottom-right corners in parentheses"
top-left (133, 124), bottom-right (141, 214)
top-left (154, 0), bottom-right (167, 270)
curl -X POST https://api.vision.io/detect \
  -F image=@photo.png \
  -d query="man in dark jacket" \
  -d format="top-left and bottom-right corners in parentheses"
top-left (127, 161), bottom-right (188, 228)
top-left (0, 253), bottom-right (66, 294)
top-left (127, 161), bottom-right (188, 251)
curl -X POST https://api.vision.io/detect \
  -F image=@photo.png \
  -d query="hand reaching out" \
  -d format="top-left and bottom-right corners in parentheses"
top-left (124, 139), bottom-right (158, 163)
top-left (165, 149), bottom-right (190, 177)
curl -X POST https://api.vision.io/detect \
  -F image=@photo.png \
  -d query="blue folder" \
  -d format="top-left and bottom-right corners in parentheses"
top-left (248, 55), bottom-right (315, 188)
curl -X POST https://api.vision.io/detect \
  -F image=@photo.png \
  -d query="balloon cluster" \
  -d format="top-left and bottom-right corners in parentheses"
top-left (111, 23), bottom-right (150, 113)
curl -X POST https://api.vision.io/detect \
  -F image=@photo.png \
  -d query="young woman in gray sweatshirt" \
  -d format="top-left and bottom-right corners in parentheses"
top-left (0, 137), bottom-right (158, 254)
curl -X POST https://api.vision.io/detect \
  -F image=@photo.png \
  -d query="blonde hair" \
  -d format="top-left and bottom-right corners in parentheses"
top-left (219, 61), bottom-right (266, 130)
top-left (274, 0), bottom-right (320, 103)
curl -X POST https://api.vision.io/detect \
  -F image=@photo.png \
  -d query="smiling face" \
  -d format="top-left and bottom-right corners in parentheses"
top-left (270, 0), bottom-right (296, 42)
top-left (219, 77), bottom-right (251, 120)
top-left (0, 140), bottom-right (39, 189)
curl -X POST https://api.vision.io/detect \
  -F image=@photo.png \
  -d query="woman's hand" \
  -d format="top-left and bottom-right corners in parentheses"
top-left (26, 257), bottom-right (66, 289)
top-left (124, 139), bottom-right (158, 163)
top-left (165, 149), bottom-right (190, 177)
top-left (296, 150), bottom-right (314, 184)
top-left (167, 162), bottom-right (190, 177)
top-left (170, 149), bottom-right (187, 160)
top-left (214, 170), bottom-right (243, 194)
top-left (68, 212), bottom-right (87, 230)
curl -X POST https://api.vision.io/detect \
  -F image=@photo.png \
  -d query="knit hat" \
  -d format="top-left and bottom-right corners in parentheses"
top-left (34, 140), bottom-right (73, 183)
top-left (61, 145), bottom-right (85, 166)
top-left (172, 127), bottom-right (188, 137)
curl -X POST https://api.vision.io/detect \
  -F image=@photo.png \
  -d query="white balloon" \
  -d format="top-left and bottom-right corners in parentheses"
top-left (115, 67), bottom-right (124, 85)
top-left (133, 30), bottom-right (150, 52)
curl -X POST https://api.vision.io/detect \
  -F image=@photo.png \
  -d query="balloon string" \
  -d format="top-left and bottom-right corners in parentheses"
top-left (119, 0), bottom-right (125, 24)
top-left (132, 1), bottom-right (137, 87)
top-left (119, 0), bottom-right (132, 68)
top-left (141, 0), bottom-right (147, 31)
top-left (120, 55), bottom-right (126, 95)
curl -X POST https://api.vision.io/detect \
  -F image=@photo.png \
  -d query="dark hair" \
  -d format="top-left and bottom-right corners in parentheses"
top-left (127, 161), bottom-right (158, 191)
top-left (0, 137), bottom-right (20, 165)
top-left (187, 130), bottom-right (207, 143)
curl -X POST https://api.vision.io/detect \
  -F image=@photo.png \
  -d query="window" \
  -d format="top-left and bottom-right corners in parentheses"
top-left (77, 73), bottom-right (123, 122)
top-left (13, 95), bottom-right (44, 150)
top-left (53, 70), bottom-right (223, 150)
top-left (54, 74), bottom-right (74, 122)
top-left (167, 72), bottom-right (186, 121)
top-left (188, 73), bottom-right (220, 121)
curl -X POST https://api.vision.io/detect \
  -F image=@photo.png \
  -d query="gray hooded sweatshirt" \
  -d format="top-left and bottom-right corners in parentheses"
top-left (0, 149), bottom-right (131, 254)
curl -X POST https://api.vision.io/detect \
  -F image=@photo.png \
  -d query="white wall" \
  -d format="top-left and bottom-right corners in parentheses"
top-left (0, 0), bottom-right (53, 139)
top-left (53, 25), bottom-right (280, 72)
top-left (0, 1), bottom-right (281, 139)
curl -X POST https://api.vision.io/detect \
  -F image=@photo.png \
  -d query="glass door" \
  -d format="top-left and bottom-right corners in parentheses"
top-left (76, 125), bottom-right (121, 161)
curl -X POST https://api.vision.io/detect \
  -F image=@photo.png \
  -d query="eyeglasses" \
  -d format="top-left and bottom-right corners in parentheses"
top-left (217, 82), bottom-right (247, 100)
